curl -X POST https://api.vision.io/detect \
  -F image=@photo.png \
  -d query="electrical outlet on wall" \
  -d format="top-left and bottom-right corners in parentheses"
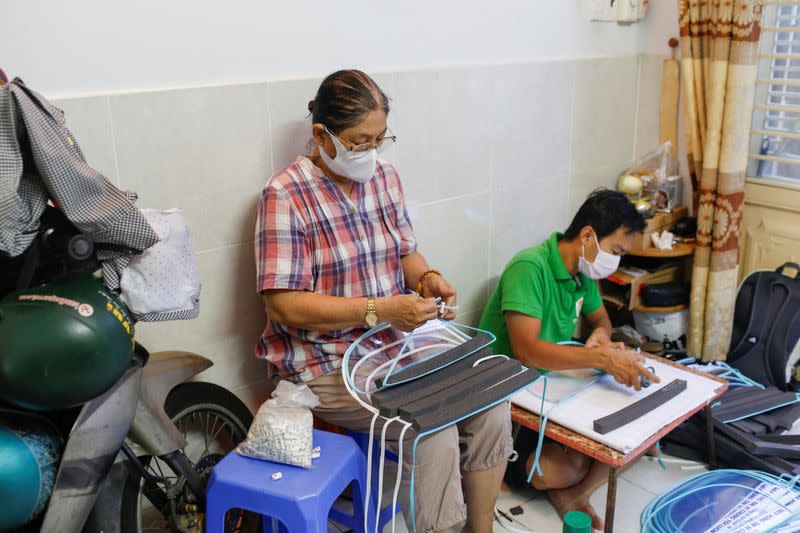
top-left (591, 0), bottom-right (617, 21)
top-left (591, 0), bottom-right (648, 23)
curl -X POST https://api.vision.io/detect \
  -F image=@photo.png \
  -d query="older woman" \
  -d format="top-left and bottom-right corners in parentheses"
top-left (255, 70), bottom-right (511, 533)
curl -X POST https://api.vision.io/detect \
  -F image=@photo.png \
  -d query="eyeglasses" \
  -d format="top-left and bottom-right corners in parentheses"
top-left (324, 125), bottom-right (397, 155)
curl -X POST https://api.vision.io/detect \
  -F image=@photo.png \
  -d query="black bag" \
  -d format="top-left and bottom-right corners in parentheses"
top-left (642, 282), bottom-right (689, 307)
top-left (728, 262), bottom-right (800, 391)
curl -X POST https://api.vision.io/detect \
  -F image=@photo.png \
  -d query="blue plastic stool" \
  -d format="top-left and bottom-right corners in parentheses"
top-left (346, 430), bottom-right (402, 531)
top-left (206, 430), bottom-right (370, 533)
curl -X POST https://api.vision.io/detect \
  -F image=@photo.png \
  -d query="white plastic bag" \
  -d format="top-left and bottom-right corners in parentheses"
top-left (631, 141), bottom-right (675, 182)
top-left (630, 142), bottom-right (683, 210)
top-left (120, 208), bottom-right (200, 317)
top-left (237, 381), bottom-right (320, 468)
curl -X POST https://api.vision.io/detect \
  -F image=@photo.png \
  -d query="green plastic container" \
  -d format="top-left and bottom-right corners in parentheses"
top-left (0, 273), bottom-right (135, 411)
top-left (563, 511), bottom-right (592, 533)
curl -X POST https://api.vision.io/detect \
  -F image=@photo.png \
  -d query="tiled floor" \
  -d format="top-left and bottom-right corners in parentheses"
top-left (329, 453), bottom-right (706, 533)
top-left (493, 454), bottom-right (706, 533)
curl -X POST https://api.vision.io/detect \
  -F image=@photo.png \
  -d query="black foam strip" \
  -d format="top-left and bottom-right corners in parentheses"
top-left (374, 351), bottom-right (502, 417)
top-left (754, 402), bottom-right (800, 433)
top-left (731, 419), bottom-right (769, 435)
top-left (379, 332), bottom-right (494, 388)
top-left (665, 417), bottom-right (800, 476)
top-left (717, 386), bottom-right (785, 406)
top-left (713, 418), bottom-right (761, 449)
top-left (758, 434), bottom-right (800, 445)
top-left (746, 442), bottom-right (800, 459)
top-left (713, 420), bottom-right (800, 459)
top-left (713, 389), bottom-right (798, 422)
top-left (714, 389), bottom-right (773, 410)
top-left (396, 359), bottom-right (521, 420)
top-left (371, 346), bottom-right (494, 409)
top-left (713, 401), bottom-right (777, 422)
top-left (593, 379), bottom-right (687, 435)
top-left (412, 366), bottom-right (541, 432)
top-left (719, 386), bottom-right (766, 403)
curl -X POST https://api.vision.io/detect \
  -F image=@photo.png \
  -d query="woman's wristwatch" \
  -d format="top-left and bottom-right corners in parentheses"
top-left (365, 298), bottom-right (378, 327)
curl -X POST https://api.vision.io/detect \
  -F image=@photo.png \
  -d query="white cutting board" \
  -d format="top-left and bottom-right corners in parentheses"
top-left (511, 359), bottom-right (722, 453)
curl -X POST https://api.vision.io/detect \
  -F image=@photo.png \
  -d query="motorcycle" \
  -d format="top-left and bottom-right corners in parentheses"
top-left (0, 208), bottom-right (254, 533)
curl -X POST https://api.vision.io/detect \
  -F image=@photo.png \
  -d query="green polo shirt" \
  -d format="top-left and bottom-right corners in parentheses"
top-left (479, 232), bottom-right (603, 359)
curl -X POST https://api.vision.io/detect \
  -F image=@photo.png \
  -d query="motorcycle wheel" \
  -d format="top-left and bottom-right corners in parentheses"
top-left (120, 381), bottom-right (254, 533)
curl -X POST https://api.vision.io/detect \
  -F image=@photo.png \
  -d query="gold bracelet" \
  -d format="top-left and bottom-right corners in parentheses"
top-left (416, 269), bottom-right (442, 296)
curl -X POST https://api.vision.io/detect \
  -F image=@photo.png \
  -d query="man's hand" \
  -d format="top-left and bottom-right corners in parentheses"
top-left (598, 346), bottom-right (660, 391)
top-left (421, 274), bottom-right (457, 320)
top-left (585, 327), bottom-right (624, 349)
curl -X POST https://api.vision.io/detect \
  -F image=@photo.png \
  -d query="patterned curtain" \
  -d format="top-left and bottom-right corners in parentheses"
top-left (679, 0), bottom-right (764, 361)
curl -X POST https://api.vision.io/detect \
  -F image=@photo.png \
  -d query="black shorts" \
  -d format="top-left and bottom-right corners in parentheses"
top-left (505, 425), bottom-right (544, 489)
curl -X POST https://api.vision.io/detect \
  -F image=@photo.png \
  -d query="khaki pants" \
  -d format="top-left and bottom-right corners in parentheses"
top-left (305, 371), bottom-right (513, 533)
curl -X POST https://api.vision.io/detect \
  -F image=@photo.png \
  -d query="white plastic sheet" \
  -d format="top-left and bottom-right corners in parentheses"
top-left (511, 359), bottom-right (721, 453)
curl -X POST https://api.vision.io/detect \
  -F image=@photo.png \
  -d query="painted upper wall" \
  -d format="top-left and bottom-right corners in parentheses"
top-left (641, 1), bottom-right (681, 56)
top-left (3, 0), bottom-right (676, 98)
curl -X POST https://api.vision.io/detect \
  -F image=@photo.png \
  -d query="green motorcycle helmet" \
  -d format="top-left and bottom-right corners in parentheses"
top-left (0, 273), bottom-right (135, 411)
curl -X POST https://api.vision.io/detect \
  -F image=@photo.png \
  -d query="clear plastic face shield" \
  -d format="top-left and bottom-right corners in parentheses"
top-left (341, 318), bottom-right (498, 533)
top-left (344, 320), bottom-right (477, 403)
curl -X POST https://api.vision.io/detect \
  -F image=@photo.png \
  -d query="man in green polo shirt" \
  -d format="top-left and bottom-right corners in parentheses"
top-left (480, 189), bottom-right (657, 530)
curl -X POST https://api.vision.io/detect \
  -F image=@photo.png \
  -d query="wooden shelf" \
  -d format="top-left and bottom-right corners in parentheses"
top-left (632, 206), bottom-right (689, 250)
top-left (633, 304), bottom-right (689, 313)
top-left (627, 242), bottom-right (695, 258)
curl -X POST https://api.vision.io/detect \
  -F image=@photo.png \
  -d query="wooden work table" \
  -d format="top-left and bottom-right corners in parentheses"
top-left (511, 355), bottom-right (728, 533)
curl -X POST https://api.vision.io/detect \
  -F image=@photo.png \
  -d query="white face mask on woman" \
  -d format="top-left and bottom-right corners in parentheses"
top-left (578, 230), bottom-right (620, 280)
top-left (318, 126), bottom-right (377, 184)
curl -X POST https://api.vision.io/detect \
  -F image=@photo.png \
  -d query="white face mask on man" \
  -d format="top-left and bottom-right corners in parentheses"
top-left (578, 230), bottom-right (621, 280)
top-left (318, 126), bottom-right (377, 184)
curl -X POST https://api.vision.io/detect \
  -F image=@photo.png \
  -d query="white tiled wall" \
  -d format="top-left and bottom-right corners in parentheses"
top-left (53, 55), bottom-right (656, 412)
top-left (635, 55), bottom-right (666, 161)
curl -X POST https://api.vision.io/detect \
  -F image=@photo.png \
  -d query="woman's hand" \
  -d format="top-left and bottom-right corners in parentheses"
top-left (376, 294), bottom-right (439, 332)
top-left (597, 346), bottom-right (660, 391)
top-left (421, 274), bottom-right (458, 320)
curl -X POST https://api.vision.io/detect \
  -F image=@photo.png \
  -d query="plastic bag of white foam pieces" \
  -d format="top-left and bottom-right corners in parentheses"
top-left (237, 380), bottom-right (320, 468)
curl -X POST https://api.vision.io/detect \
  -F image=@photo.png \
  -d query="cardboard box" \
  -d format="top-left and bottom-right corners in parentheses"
top-left (602, 266), bottom-right (681, 310)
top-left (632, 206), bottom-right (689, 251)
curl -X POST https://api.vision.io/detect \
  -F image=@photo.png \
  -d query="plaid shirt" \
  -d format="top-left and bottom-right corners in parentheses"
top-left (255, 156), bottom-right (417, 382)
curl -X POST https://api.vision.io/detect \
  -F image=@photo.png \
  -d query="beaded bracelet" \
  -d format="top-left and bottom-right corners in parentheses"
top-left (416, 269), bottom-right (442, 296)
